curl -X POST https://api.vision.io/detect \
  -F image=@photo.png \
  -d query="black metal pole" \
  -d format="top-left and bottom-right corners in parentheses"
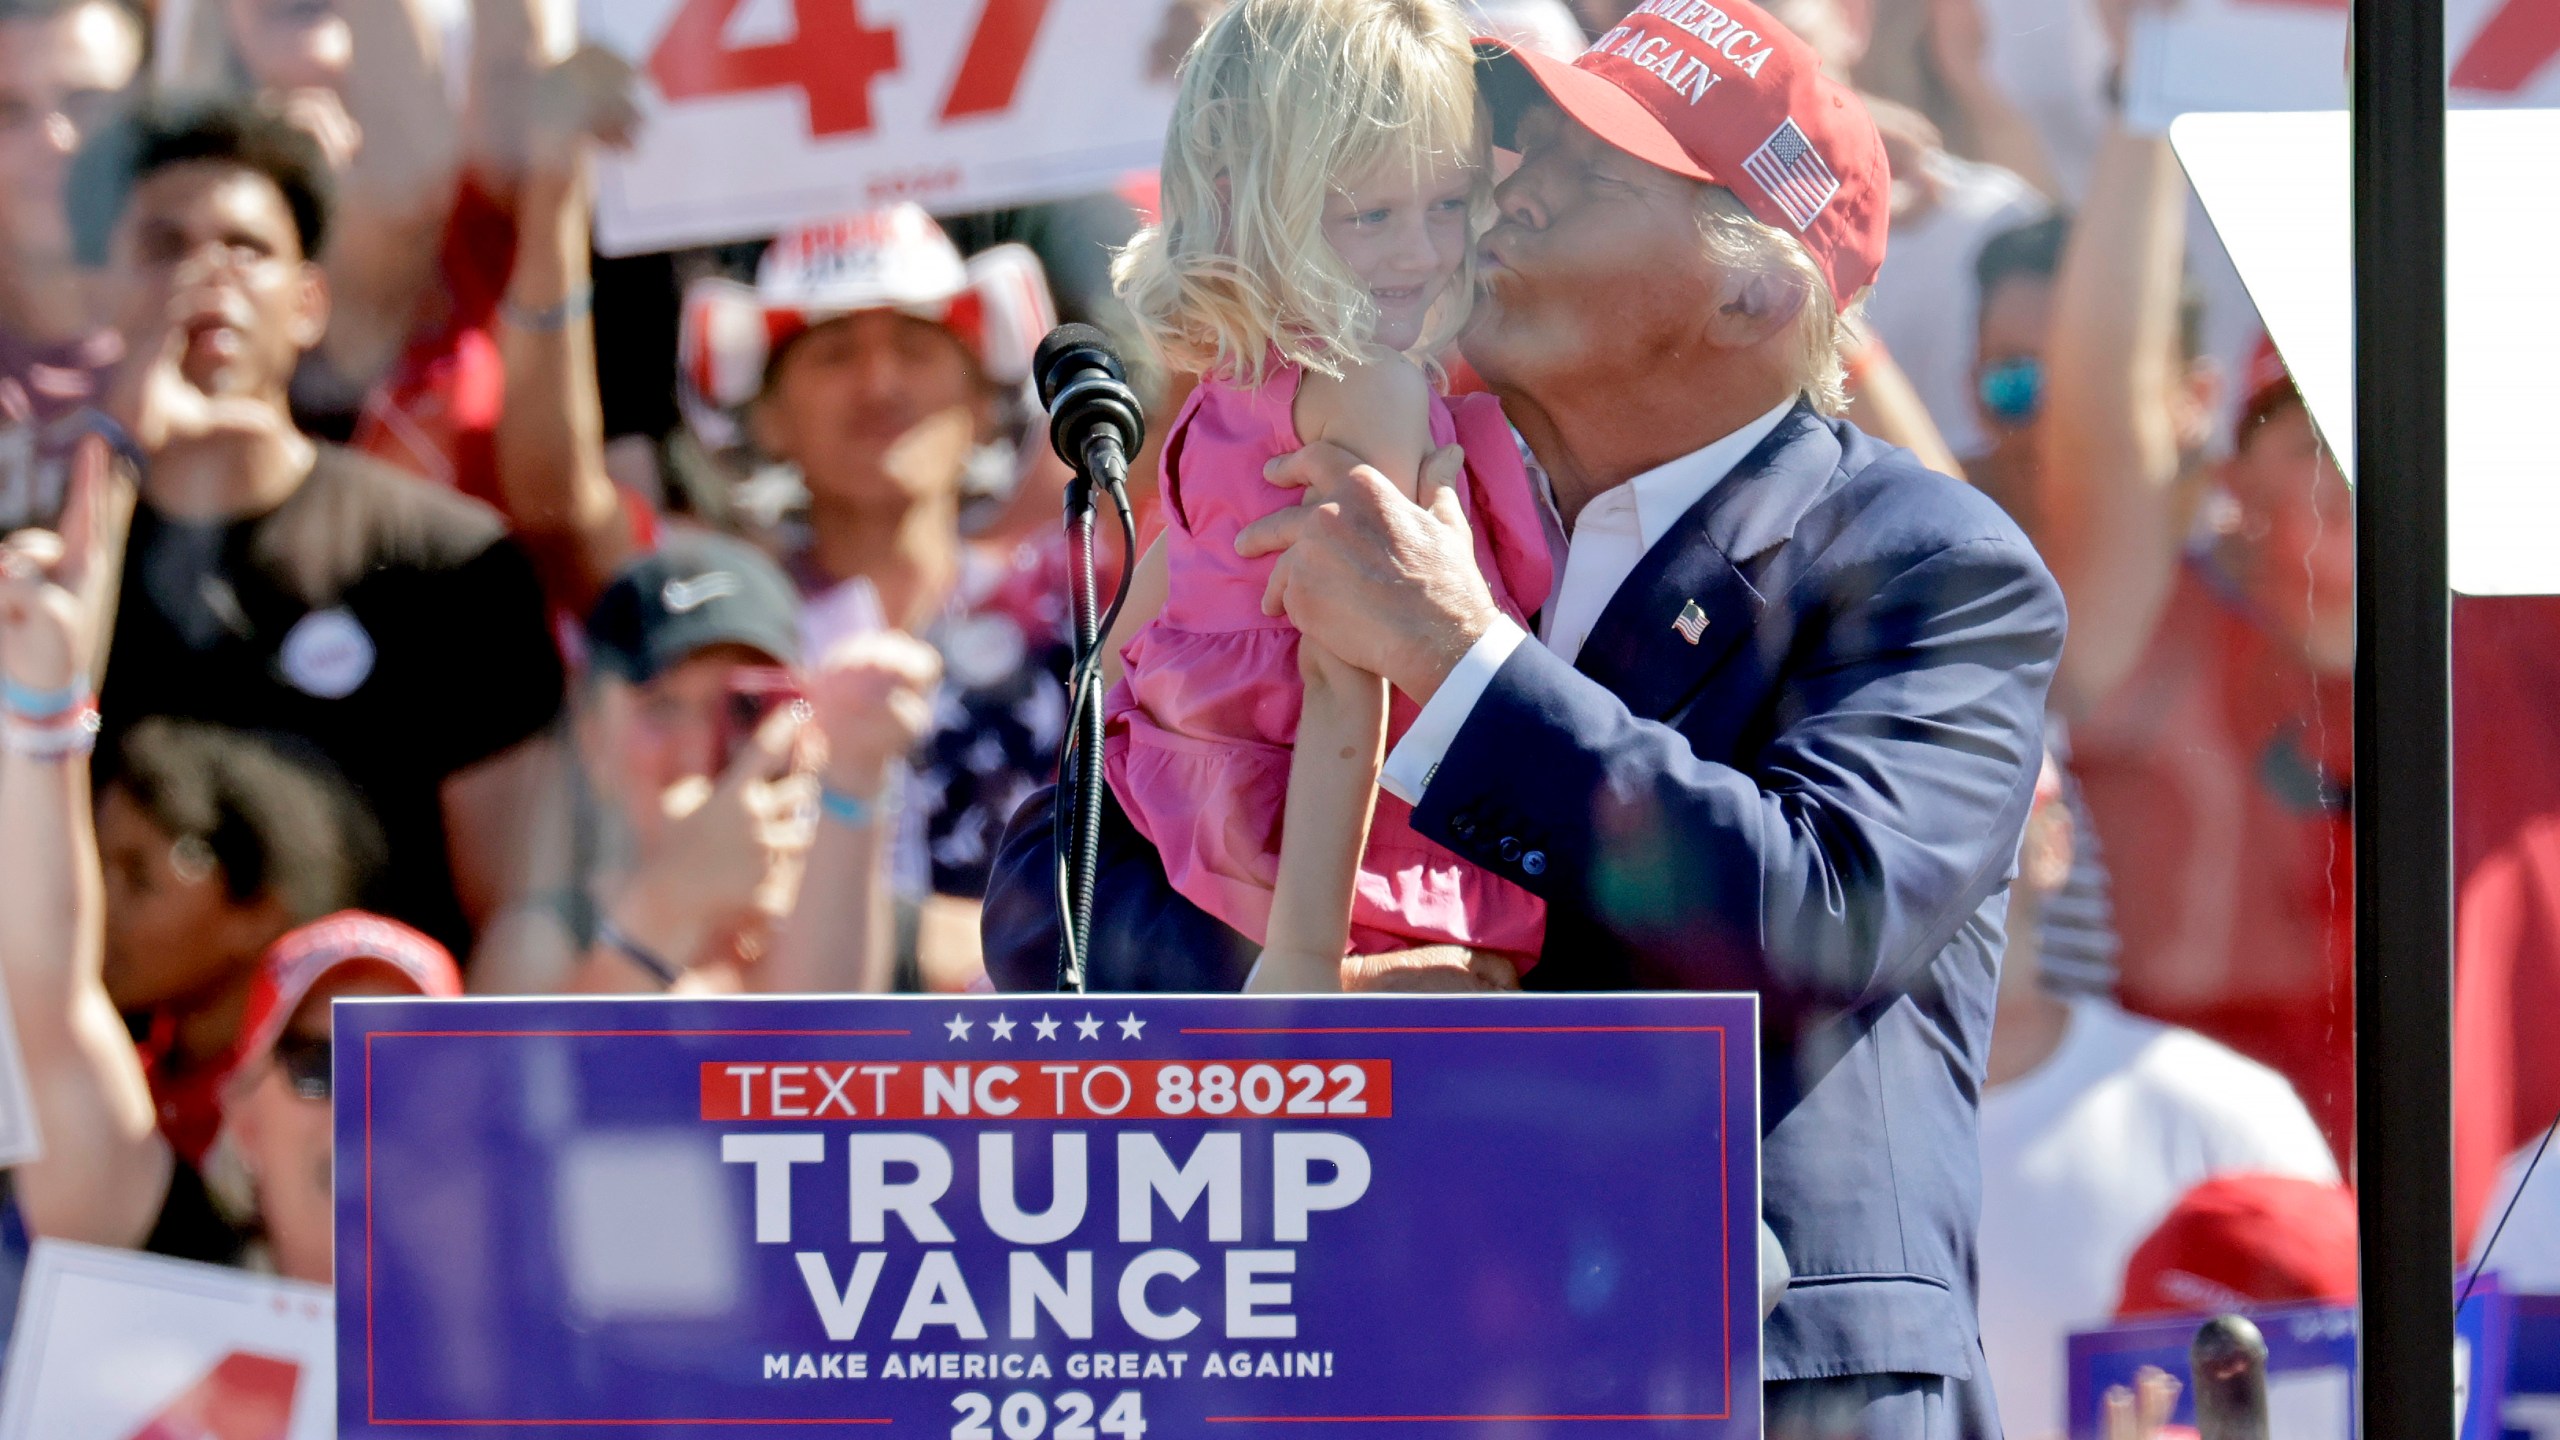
top-left (2351, 0), bottom-right (2451, 1429)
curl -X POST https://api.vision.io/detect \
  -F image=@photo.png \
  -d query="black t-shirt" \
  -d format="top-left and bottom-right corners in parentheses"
top-left (99, 446), bottom-right (564, 956)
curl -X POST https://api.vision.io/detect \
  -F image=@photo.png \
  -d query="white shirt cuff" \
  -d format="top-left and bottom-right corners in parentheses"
top-left (1379, 616), bottom-right (1528, 805)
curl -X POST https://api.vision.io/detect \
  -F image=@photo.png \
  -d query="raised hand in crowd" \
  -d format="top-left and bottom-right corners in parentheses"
top-left (579, 694), bottom-right (818, 995)
top-left (0, 435), bottom-right (177, 1250)
top-left (1839, 313), bottom-right (1968, 481)
top-left (492, 40), bottom-right (646, 607)
top-left (2102, 1367), bottom-right (2183, 1440)
top-left (2034, 126), bottom-right (2212, 718)
top-left (1922, 0), bottom-right (2063, 198)
top-left (758, 630), bottom-right (943, 995)
top-left (104, 241), bottom-right (317, 486)
top-left (168, 0), bottom-right (465, 405)
top-left (472, 535), bottom-right (934, 997)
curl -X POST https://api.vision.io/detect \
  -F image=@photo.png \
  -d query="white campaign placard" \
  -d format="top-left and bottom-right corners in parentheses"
top-left (2173, 108), bottom-right (2560, 596)
top-left (0, 1240), bottom-right (333, 1440)
top-left (2126, 0), bottom-right (2560, 133)
top-left (583, 0), bottom-right (1181, 255)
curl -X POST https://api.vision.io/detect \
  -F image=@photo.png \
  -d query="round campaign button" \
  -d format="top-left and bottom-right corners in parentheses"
top-left (277, 607), bottom-right (377, 699)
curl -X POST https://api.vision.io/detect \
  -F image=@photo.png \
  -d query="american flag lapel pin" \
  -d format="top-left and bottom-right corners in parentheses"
top-left (1673, 599), bottom-right (1709, 645)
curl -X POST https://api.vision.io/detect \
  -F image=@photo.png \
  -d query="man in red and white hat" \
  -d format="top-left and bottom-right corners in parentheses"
top-left (679, 202), bottom-right (1052, 470)
top-left (690, 205), bottom-right (1079, 990)
top-left (990, 4), bottom-right (2065, 1431)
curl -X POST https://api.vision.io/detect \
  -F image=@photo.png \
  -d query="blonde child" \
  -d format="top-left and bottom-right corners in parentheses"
top-left (1106, 0), bottom-right (1552, 991)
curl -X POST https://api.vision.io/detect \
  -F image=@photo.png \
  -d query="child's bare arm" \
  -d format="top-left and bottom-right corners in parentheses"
top-left (1248, 353), bottom-right (1437, 992)
top-left (1101, 535), bottom-right (1170, 694)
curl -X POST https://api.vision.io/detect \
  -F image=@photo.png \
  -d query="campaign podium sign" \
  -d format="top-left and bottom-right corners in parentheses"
top-left (2063, 1282), bottom-right (2511, 1440)
top-left (2500, 1294), bottom-right (2560, 1438)
top-left (338, 993), bottom-right (1762, 1435)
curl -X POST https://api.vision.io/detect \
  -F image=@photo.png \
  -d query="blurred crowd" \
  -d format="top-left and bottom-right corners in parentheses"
top-left (0, 0), bottom-right (2547, 1435)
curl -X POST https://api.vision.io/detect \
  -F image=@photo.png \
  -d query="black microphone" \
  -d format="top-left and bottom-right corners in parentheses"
top-left (1034, 324), bottom-right (1145, 479)
top-left (1031, 324), bottom-right (1146, 991)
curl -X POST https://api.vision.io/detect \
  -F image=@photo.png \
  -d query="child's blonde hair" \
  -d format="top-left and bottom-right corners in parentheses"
top-left (1114, 0), bottom-right (1491, 387)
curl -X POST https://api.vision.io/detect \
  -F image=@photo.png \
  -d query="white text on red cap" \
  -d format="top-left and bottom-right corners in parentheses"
top-left (1589, 0), bottom-right (1776, 104)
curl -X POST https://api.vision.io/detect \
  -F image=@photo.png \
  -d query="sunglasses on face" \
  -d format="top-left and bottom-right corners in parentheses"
top-left (1979, 357), bottom-right (2045, 426)
top-left (273, 1032), bottom-right (331, 1102)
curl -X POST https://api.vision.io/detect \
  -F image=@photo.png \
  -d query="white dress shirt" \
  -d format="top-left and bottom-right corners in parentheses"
top-left (1379, 397), bottom-right (1798, 804)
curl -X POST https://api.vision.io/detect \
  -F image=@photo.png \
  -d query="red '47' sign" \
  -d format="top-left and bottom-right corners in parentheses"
top-left (2247, 0), bottom-right (2560, 90)
top-left (647, 0), bottom-right (1064, 137)
top-left (585, 0), bottom-right (1176, 254)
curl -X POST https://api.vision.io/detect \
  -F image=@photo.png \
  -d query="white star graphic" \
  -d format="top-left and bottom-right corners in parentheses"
top-left (1075, 1013), bottom-right (1104, 1040)
top-left (1117, 1013), bottom-right (1146, 1039)
top-left (987, 1014), bottom-right (1017, 1041)
top-left (944, 1014), bottom-right (972, 1041)
top-left (1033, 1013), bottom-right (1061, 1040)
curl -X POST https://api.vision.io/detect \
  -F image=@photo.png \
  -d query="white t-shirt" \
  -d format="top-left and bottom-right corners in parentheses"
top-left (1862, 151), bottom-right (2050, 462)
top-left (1977, 998), bottom-right (2340, 1440)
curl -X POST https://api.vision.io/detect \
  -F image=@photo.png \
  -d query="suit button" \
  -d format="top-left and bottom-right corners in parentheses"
top-left (1452, 813), bottom-right (1477, 839)
top-left (1498, 837), bottom-right (1521, 861)
top-left (1522, 850), bottom-right (1547, 876)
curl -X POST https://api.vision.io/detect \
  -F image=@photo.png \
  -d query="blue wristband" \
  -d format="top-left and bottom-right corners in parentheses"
top-left (0, 675), bottom-right (88, 722)
top-left (818, 784), bottom-right (883, 830)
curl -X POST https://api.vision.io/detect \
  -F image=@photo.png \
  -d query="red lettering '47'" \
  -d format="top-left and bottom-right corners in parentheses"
top-left (941, 0), bottom-right (1054, 119)
top-left (2240, 0), bottom-right (2559, 93)
top-left (2451, 0), bottom-right (2560, 92)
top-left (649, 0), bottom-right (901, 138)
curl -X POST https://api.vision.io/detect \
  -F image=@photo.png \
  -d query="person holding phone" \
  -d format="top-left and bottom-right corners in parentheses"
top-left (468, 530), bottom-right (940, 996)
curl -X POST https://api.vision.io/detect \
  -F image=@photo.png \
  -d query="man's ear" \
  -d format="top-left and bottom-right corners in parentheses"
top-left (288, 260), bottom-right (330, 352)
top-left (1706, 268), bottom-right (1809, 350)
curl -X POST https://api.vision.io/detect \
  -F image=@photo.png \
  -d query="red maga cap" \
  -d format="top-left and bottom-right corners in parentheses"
top-left (1475, 0), bottom-right (1888, 304)
top-left (232, 910), bottom-right (461, 1076)
top-left (2116, 1173), bottom-right (2359, 1319)
top-left (2239, 331), bottom-right (2302, 428)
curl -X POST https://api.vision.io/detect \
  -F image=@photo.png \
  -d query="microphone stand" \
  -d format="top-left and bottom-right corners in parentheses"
top-left (1035, 325), bottom-right (1143, 995)
top-left (1054, 433), bottom-right (1135, 993)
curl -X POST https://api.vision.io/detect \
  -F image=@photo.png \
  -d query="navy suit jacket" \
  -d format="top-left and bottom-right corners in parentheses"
top-left (984, 404), bottom-right (2067, 1384)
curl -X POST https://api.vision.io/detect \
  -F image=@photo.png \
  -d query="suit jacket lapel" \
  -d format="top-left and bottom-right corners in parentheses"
top-left (1570, 404), bottom-right (1843, 720)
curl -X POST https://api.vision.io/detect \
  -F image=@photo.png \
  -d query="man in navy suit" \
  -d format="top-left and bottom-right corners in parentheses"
top-left (985, 5), bottom-right (2063, 1434)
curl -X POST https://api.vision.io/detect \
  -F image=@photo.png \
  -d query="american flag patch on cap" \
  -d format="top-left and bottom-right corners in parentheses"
top-left (1741, 119), bottom-right (1841, 231)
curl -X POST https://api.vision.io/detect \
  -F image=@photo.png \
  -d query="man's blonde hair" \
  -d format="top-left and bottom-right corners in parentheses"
top-left (1695, 187), bottom-right (1863, 415)
top-left (1113, 0), bottom-right (1491, 386)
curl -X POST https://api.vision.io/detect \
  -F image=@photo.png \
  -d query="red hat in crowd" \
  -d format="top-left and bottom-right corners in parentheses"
top-left (1474, 0), bottom-right (1889, 304)
top-left (678, 203), bottom-right (1056, 426)
top-left (231, 911), bottom-right (461, 1077)
top-left (2116, 1174), bottom-right (2360, 1318)
top-left (2238, 331), bottom-right (2304, 431)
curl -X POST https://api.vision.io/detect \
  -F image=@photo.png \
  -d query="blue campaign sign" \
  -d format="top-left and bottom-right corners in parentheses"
top-left (2065, 1282), bottom-right (2511, 1440)
top-left (2501, 1294), bottom-right (2560, 1439)
top-left (335, 993), bottom-right (1761, 1435)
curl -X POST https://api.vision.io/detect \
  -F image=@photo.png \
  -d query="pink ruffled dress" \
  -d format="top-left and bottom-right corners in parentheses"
top-left (1103, 363), bottom-right (1554, 959)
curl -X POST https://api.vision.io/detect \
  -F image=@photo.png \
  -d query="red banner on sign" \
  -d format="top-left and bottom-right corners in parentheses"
top-left (701, 1059), bottom-right (1394, 1123)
